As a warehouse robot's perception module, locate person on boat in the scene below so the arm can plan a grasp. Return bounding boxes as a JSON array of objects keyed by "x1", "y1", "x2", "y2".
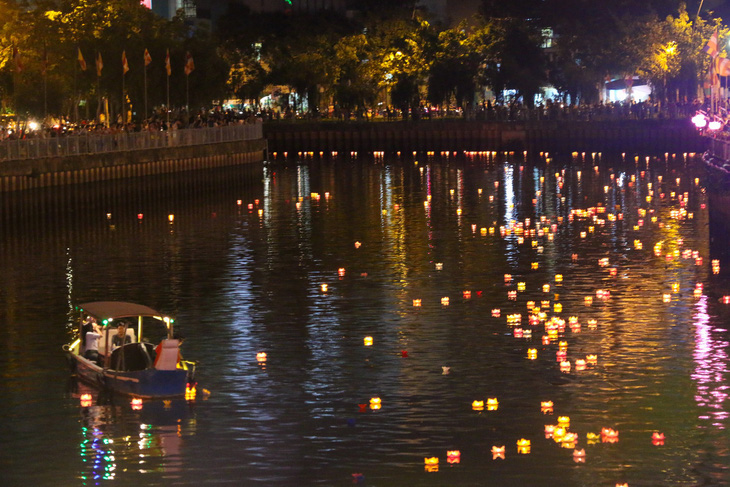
[
  {"x1": 80, "y1": 316, "x2": 96, "y2": 353},
  {"x1": 112, "y1": 323, "x2": 131, "y2": 349},
  {"x1": 84, "y1": 322, "x2": 102, "y2": 363}
]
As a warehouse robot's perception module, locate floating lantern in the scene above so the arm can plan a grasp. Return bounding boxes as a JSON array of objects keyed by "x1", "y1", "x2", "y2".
[
  {"x1": 424, "y1": 457, "x2": 439, "y2": 472},
  {"x1": 672, "y1": 282, "x2": 680, "y2": 293},
  {"x1": 487, "y1": 398, "x2": 499, "y2": 411},
  {"x1": 543, "y1": 284, "x2": 550, "y2": 293},
  {"x1": 598, "y1": 257, "x2": 609, "y2": 267},
  {"x1": 586, "y1": 354, "x2": 598, "y2": 365},
  {"x1": 562, "y1": 432, "x2": 579, "y2": 448},
  {"x1": 441, "y1": 297, "x2": 450, "y2": 306},
  {"x1": 472, "y1": 400, "x2": 484, "y2": 411},
  {"x1": 338, "y1": 268, "x2": 346, "y2": 277},
  {"x1": 513, "y1": 328, "x2": 524, "y2": 338},
  {"x1": 442, "y1": 366, "x2": 450, "y2": 375},
  {"x1": 560, "y1": 361, "x2": 571, "y2": 373},
  {"x1": 586, "y1": 432, "x2": 601, "y2": 444},
  {"x1": 554, "y1": 303, "x2": 562, "y2": 313},
  {"x1": 609, "y1": 267, "x2": 618, "y2": 277},
  {"x1": 652, "y1": 432, "x2": 665, "y2": 446},
  {"x1": 722, "y1": 296, "x2": 730, "y2": 304},
  {"x1": 435, "y1": 263, "x2": 443, "y2": 270},
  {"x1": 712, "y1": 259, "x2": 721, "y2": 274},
  {"x1": 256, "y1": 352, "x2": 267, "y2": 362},
  {"x1": 463, "y1": 290, "x2": 472, "y2": 299},
  {"x1": 491, "y1": 445, "x2": 505, "y2": 460},
  {"x1": 517, "y1": 282, "x2": 526, "y2": 291},
  {"x1": 446, "y1": 450, "x2": 461, "y2": 464},
  {"x1": 508, "y1": 291, "x2": 517, "y2": 300},
  {"x1": 584, "y1": 296, "x2": 593, "y2": 305},
  {"x1": 545, "y1": 424, "x2": 556, "y2": 438},
  {"x1": 321, "y1": 283, "x2": 328, "y2": 293},
  {"x1": 541, "y1": 401, "x2": 554, "y2": 414},
  {"x1": 527, "y1": 348, "x2": 537, "y2": 360},
  {"x1": 662, "y1": 293, "x2": 671, "y2": 303},
  {"x1": 364, "y1": 336, "x2": 373, "y2": 346},
  {"x1": 354, "y1": 241, "x2": 362, "y2": 249},
  {"x1": 555, "y1": 274, "x2": 563, "y2": 283},
  {"x1": 413, "y1": 299, "x2": 422, "y2": 307},
  {"x1": 573, "y1": 449, "x2": 586, "y2": 463},
  {"x1": 531, "y1": 262, "x2": 539, "y2": 270},
  {"x1": 553, "y1": 426, "x2": 566, "y2": 441},
  {"x1": 559, "y1": 341, "x2": 568, "y2": 351},
  {"x1": 557, "y1": 416, "x2": 570, "y2": 427},
  {"x1": 516, "y1": 439, "x2": 531, "y2": 454},
  {"x1": 587, "y1": 319, "x2": 598, "y2": 329},
  {"x1": 185, "y1": 384, "x2": 196, "y2": 401},
  {"x1": 504, "y1": 274, "x2": 512, "y2": 283},
  {"x1": 556, "y1": 350, "x2": 567, "y2": 362},
  {"x1": 492, "y1": 309, "x2": 501, "y2": 317},
  {"x1": 601, "y1": 427, "x2": 619, "y2": 443},
  {"x1": 370, "y1": 397, "x2": 381, "y2": 410},
  {"x1": 131, "y1": 397, "x2": 143, "y2": 410},
  {"x1": 401, "y1": 350, "x2": 408, "y2": 358},
  {"x1": 542, "y1": 334, "x2": 551, "y2": 345},
  {"x1": 575, "y1": 359, "x2": 586, "y2": 371},
  {"x1": 80, "y1": 393, "x2": 92, "y2": 407}
]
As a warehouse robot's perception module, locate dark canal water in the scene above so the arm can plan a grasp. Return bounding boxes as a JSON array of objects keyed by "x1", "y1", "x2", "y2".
[{"x1": 1, "y1": 151, "x2": 730, "y2": 486}]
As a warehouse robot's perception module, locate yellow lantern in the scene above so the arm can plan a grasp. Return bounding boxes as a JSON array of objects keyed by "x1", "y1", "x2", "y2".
[
  {"x1": 557, "y1": 416, "x2": 570, "y2": 427},
  {"x1": 364, "y1": 336, "x2": 373, "y2": 346},
  {"x1": 441, "y1": 297, "x2": 450, "y2": 306},
  {"x1": 487, "y1": 398, "x2": 499, "y2": 410},
  {"x1": 527, "y1": 348, "x2": 537, "y2": 360},
  {"x1": 413, "y1": 299, "x2": 422, "y2": 307},
  {"x1": 472, "y1": 400, "x2": 484, "y2": 411},
  {"x1": 517, "y1": 282, "x2": 526, "y2": 291},
  {"x1": 541, "y1": 401, "x2": 554, "y2": 414}
]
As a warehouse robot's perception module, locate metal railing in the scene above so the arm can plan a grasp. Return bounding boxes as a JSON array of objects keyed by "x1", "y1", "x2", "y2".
[{"x1": 0, "y1": 122, "x2": 263, "y2": 162}]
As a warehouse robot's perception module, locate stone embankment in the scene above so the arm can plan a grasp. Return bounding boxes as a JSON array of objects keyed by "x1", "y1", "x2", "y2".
[{"x1": 264, "y1": 119, "x2": 706, "y2": 155}]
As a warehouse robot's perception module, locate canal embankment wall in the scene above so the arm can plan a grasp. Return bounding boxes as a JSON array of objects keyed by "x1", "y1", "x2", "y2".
[
  {"x1": 264, "y1": 119, "x2": 706, "y2": 154},
  {"x1": 0, "y1": 137, "x2": 266, "y2": 193}
]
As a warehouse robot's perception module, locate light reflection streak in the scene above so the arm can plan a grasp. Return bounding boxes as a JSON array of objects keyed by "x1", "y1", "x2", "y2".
[{"x1": 692, "y1": 295, "x2": 730, "y2": 428}]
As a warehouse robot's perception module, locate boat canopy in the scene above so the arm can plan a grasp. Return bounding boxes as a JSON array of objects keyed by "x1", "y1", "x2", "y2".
[{"x1": 78, "y1": 301, "x2": 168, "y2": 321}]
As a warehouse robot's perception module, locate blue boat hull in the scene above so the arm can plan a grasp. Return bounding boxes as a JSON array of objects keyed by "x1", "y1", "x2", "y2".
[{"x1": 69, "y1": 352, "x2": 189, "y2": 398}]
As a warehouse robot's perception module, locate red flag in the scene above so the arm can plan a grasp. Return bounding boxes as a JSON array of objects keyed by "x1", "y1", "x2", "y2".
[
  {"x1": 165, "y1": 49, "x2": 171, "y2": 76},
  {"x1": 78, "y1": 48, "x2": 87, "y2": 71},
  {"x1": 13, "y1": 46, "x2": 23, "y2": 73},
  {"x1": 184, "y1": 52, "x2": 194, "y2": 76},
  {"x1": 122, "y1": 50, "x2": 129, "y2": 75},
  {"x1": 144, "y1": 48, "x2": 152, "y2": 67}
]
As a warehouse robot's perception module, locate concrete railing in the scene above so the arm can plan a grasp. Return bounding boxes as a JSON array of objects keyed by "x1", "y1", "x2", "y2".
[{"x1": 0, "y1": 122, "x2": 263, "y2": 162}]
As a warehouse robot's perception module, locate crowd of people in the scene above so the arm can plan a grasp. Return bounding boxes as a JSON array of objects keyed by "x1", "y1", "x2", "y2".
[
  {"x1": 0, "y1": 106, "x2": 262, "y2": 141},
  {"x1": 0, "y1": 97, "x2": 704, "y2": 141}
]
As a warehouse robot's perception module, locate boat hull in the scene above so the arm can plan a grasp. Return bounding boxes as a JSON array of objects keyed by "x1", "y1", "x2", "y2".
[{"x1": 67, "y1": 352, "x2": 189, "y2": 398}]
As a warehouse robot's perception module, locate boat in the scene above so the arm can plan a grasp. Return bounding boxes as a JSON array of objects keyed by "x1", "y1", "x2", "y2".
[{"x1": 63, "y1": 301, "x2": 196, "y2": 398}]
